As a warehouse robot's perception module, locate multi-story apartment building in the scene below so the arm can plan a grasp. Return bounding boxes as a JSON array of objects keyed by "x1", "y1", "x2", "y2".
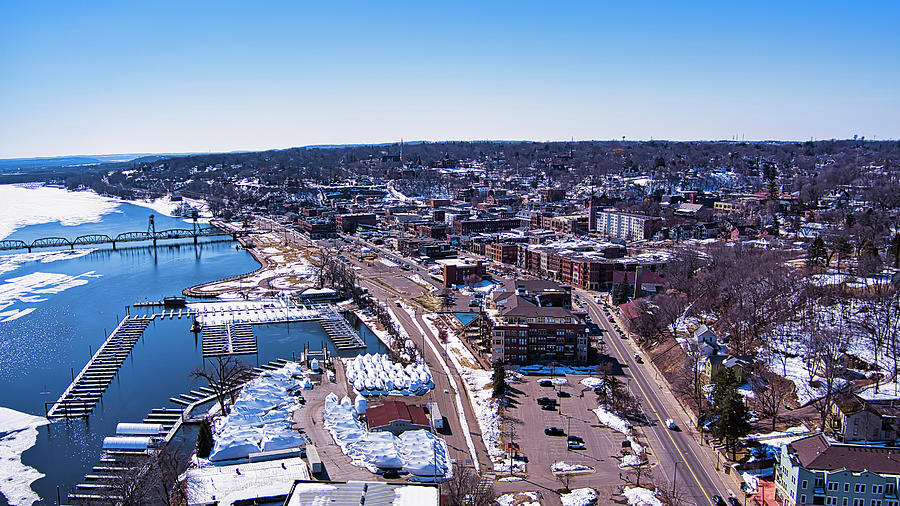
[
  {"x1": 776, "y1": 433, "x2": 900, "y2": 506},
  {"x1": 336, "y1": 213, "x2": 377, "y2": 232},
  {"x1": 593, "y1": 209, "x2": 662, "y2": 240},
  {"x1": 488, "y1": 291, "x2": 588, "y2": 365}
]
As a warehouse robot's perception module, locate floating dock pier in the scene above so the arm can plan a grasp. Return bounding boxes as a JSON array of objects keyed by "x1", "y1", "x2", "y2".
[
  {"x1": 200, "y1": 323, "x2": 258, "y2": 357},
  {"x1": 46, "y1": 316, "x2": 152, "y2": 419}
]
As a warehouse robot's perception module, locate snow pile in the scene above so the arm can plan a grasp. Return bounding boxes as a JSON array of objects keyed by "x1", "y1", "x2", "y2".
[
  {"x1": 208, "y1": 362, "x2": 308, "y2": 462},
  {"x1": 551, "y1": 461, "x2": 592, "y2": 474},
  {"x1": 741, "y1": 425, "x2": 811, "y2": 461},
  {"x1": 592, "y1": 406, "x2": 645, "y2": 468},
  {"x1": 496, "y1": 491, "x2": 540, "y2": 506},
  {"x1": 321, "y1": 393, "x2": 451, "y2": 479},
  {"x1": 0, "y1": 184, "x2": 121, "y2": 241},
  {"x1": 548, "y1": 377, "x2": 568, "y2": 386},
  {"x1": 623, "y1": 486, "x2": 662, "y2": 506},
  {"x1": 561, "y1": 487, "x2": 598, "y2": 506},
  {"x1": 493, "y1": 458, "x2": 527, "y2": 474},
  {"x1": 0, "y1": 248, "x2": 96, "y2": 276},
  {"x1": 0, "y1": 407, "x2": 49, "y2": 506},
  {"x1": 0, "y1": 271, "x2": 100, "y2": 323},
  {"x1": 580, "y1": 377, "x2": 604, "y2": 389},
  {"x1": 345, "y1": 353, "x2": 433, "y2": 396}
]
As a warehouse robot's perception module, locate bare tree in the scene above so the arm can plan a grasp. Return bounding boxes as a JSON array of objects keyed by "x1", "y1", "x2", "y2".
[
  {"x1": 750, "y1": 365, "x2": 796, "y2": 431},
  {"x1": 191, "y1": 355, "x2": 251, "y2": 415},
  {"x1": 808, "y1": 329, "x2": 851, "y2": 431},
  {"x1": 442, "y1": 465, "x2": 495, "y2": 506}
]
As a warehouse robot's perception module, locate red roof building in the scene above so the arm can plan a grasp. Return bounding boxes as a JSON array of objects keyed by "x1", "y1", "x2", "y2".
[{"x1": 365, "y1": 401, "x2": 431, "y2": 436}]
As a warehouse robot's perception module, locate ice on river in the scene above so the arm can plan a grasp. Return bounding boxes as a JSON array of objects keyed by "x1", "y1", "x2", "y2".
[
  {"x1": 0, "y1": 407, "x2": 49, "y2": 506},
  {"x1": 0, "y1": 271, "x2": 101, "y2": 323}
]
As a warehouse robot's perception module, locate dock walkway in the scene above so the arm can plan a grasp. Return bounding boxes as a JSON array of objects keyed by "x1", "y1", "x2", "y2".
[
  {"x1": 200, "y1": 322, "x2": 258, "y2": 357},
  {"x1": 47, "y1": 316, "x2": 152, "y2": 419}
]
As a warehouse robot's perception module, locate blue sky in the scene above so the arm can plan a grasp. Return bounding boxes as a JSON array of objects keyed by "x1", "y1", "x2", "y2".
[{"x1": 1, "y1": 1, "x2": 898, "y2": 158}]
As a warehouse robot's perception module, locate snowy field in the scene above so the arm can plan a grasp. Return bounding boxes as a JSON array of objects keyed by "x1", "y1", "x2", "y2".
[
  {"x1": 0, "y1": 407, "x2": 49, "y2": 506},
  {"x1": 344, "y1": 353, "x2": 433, "y2": 396},
  {"x1": 208, "y1": 362, "x2": 310, "y2": 462},
  {"x1": 322, "y1": 393, "x2": 451, "y2": 480}
]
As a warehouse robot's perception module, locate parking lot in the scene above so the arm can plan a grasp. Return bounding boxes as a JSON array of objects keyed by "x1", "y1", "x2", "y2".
[{"x1": 497, "y1": 373, "x2": 639, "y2": 498}]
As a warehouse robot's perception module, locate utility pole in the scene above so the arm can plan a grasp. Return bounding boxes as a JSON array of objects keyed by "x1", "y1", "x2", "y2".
[{"x1": 672, "y1": 461, "x2": 678, "y2": 500}]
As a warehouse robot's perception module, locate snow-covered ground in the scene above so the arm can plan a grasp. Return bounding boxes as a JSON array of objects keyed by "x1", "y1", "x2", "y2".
[
  {"x1": 0, "y1": 270, "x2": 100, "y2": 323},
  {"x1": 623, "y1": 486, "x2": 662, "y2": 506},
  {"x1": 740, "y1": 425, "x2": 811, "y2": 461},
  {"x1": 0, "y1": 184, "x2": 121, "y2": 241},
  {"x1": 322, "y1": 393, "x2": 451, "y2": 480},
  {"x1": 0, "y1": 407, "x2": 49, "y2": 506},
  {"x1": 354, "y1": 308, "x2": 394, "y2": 348},
  {"x1": 592, "y1": 406, "x2": 645, "y2": 468},
  {"x1": 580, "y1": 377, "x2": 603, "y2": 389},
  {"x1": 208, "y1": 362, "x2": 310, "y2": 462},
  {"x1": 560, "y1": 487, "x2": 598, "y2": 506},
  {"x1": 344, "y1": 353, "x2": 433, "y2": 396}
]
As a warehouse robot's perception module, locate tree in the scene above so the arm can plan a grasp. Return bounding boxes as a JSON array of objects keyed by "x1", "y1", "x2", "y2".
[
  {"x1": 612, "y1": 281, "x2": 630, "y2": 305},
  {"x1": 191, "y1": 355, "x2": 251, "y2": 415},
  {"x1": 627, "y1": 460, "x2": 653, "y2": 488},
  {"x1": 808, "y1": 329, "x2": 850, "y2": 431},
  {"x1": 492, "y1": 361, "x2": 506, "y2": 398},
  {"x1": 750, "y1": 366, "x2": 795, "y2": 431},
  {"x1": 889, "y1": 233, "x2": 900, "y2": 267},
  {"x1": 858, "y1": 240, "x2": 883, "y2": 276},
  {"x1": 196, "y1": 417, "x2": 214, "y2": 458},
  {"x1": 442, "y1": 465, "x2": 495, "y2": 506},
  {"x1": 710, "y1": 367, "x2": 751, "y2": 460},
  {"x1": 807, "y1": 236, "x2": 827, "y2": 266}
]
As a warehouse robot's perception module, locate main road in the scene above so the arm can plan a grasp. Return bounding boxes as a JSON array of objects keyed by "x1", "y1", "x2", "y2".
[{"x1": 578, "y1": 290, "x2": 733, "y2": 506}]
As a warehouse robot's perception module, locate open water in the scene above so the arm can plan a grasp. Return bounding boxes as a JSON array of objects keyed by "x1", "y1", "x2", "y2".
[{"x1": 0, "y1": 193, "x2": 383, "y2": 505}]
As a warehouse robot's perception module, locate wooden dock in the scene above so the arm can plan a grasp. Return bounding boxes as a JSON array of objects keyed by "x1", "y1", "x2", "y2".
[
  {"x1": 47, "y1": 316, "x2": 152, "y2": 419},
  {"x1": 67, "y1": 358, "x2": 293, "y2": 504},
  {"x1": 200, "y1": 323, "x2": 258, "y2": 357},
  {"x1": 317, "y1": 305, "x2": 367, "y2": 350}
]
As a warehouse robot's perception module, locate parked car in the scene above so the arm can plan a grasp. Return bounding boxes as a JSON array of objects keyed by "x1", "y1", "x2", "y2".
[
  {"x1": 538, "y1": 379, "x2": 553, "y2": 387},
  {"x1": 727, "y1": 497, "x2": 740, "y2": 506},
  {"x1": 712, "y1": 496, "x2": 727, "y2": 506},
  {"x1": 567, "y1": 440, "x2": 585, "y2": 450},
  {"x1": 540, "y1": 403, "x2": 557, "y2": 411},
  {"x1": 536, "y1": 397, "x2": 555, "y2": 405},
  {"x1": 607, "y1": 316, "x2": 615, "y2": 322},
  {"x1": 544, "y1": 427, "x2": 565, "y2": 436},
  {"x1": 633, "y1": 353, "x2": 643, "y2": 363},
  {"x1": 556, "y1": 391, "x2": 571, "y2": 398},
  {"x1": 567, "y1": 435, "x2": 584, "y2": 443}
]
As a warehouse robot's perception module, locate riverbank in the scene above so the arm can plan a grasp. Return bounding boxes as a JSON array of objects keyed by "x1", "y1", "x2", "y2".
[{"x1": 182, "y1": 225, "x2": 319, "y2": 299}]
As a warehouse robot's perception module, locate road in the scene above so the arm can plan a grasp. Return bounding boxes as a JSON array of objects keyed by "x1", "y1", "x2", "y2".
[{"x1": 579, "y1": 291, "x2": 733, "y2": 506}]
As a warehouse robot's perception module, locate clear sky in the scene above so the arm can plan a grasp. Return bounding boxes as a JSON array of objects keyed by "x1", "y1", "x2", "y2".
[{"x1": 1, "y1": 1, "x2": 898, "y2": 158}]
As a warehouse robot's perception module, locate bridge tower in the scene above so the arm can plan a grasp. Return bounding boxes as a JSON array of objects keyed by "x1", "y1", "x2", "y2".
[
  {"x1": 191, "y1": 209, "x2": 199, "y2": 244},
  {"x1": 148, "y1": 214, "x2": 157, "y2": 248}
]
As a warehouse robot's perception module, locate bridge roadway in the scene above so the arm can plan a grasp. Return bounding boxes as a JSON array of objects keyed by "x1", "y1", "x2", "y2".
[{"x1": 0, "y1": 223, "x2": 247, "y2": 252}]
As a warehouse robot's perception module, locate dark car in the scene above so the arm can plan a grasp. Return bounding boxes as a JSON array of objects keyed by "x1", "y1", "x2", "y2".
[
  {"x1": 538, "y1": 379, "x2": 553, "y2": 387},
  {"x1": 712, "y1": 496, "x2": 727, "y2": 506},
  {"x1": 536, "y1": 397, "x2": 555, "y2": 405},
  {"x1": 727, "y1": 498, "x2": 740, "y2": 506},
  {"x1": 544, "y1": 427, "x2": 565, "y2": 436},
  {"x1": 556, "y1": 391, "x2": 571, "y2": 398},
  {"x1": 540, "y1": 403, "x2": 556, "y2": 411}
]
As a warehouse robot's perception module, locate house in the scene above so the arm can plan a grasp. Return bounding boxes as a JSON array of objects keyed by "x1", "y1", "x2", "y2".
[
  {"x1": 698, "y1": 354, "x2": 753, "y2": 386},
  {"x1": 693, "y1": 324, "x2": 720, "y2": 356},
  {"x1": 831, "y1": 393, "x2": 900, "y2": 444},
  {"x1": 775, "y1": 433, "x2": 900, "y2": 506},
  {"x1": 365, "y1": 401, "x2": 431, "y2": 436}
]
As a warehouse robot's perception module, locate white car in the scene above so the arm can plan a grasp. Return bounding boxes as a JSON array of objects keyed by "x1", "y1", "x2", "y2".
[{"x1": 665, "y1": 418, "x2": 678, "y2": 430}]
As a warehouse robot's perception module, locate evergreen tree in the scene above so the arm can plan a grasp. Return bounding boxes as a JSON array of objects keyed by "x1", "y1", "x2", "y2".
[
  {"x1": 492, "y1": 361, "x2": 506, "y2": 398},
  {"x1": 710, "y1": 368, "x2": 751, "y2": 460},
  {"x1": 807, "y1": 236, "x2": 827, "y2": 266},
  {"x1": 612, "y1": 281, "x2": 630, "y2": 305},
  {"x1": 196, "y1": 417, "x2": 214, "y2": 459}
]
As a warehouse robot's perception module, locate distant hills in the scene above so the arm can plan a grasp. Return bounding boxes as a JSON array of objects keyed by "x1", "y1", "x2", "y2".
[{"x1": 0, "y1": 153, "x2": 194, "y2": 173}]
